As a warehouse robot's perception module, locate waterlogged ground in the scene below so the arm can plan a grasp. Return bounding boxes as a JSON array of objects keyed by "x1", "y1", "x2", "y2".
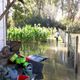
[
  {"x1": 41, "y1": 40, "x2": 76, "y2": 80},
  {"x1": 21, "y1": 40, "x2": 79, "y2": 80}
]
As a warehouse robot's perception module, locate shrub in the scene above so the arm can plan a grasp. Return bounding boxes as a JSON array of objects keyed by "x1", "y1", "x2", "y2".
[{"x1": 7, "y1": 25, "x2": 50, "y2": 42}]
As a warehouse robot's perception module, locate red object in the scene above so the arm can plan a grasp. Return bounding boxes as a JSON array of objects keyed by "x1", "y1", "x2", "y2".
[
  {"x1": 17, "y1": 74, "x2": 30, "y2": 80},
  {"x1": 26, "y1": 57, "x2": 30, "y2": 62}
]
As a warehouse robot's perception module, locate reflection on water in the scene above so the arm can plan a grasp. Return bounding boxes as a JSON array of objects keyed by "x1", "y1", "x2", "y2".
[
  {"x1": 43, "y1": 51, "x2": 76, "y2": 80},
  {"x1": 21, "y1": 41, "x2": 77, "y2": 80}
]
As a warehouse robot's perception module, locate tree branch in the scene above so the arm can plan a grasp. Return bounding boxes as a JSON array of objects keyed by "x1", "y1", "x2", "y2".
[{"x1": 0, "y1": 0, "x2": 16, "y2": 20}]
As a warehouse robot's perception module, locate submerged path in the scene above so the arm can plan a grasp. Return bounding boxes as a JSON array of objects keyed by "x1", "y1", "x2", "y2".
[{"x1": 42, "y1": 39, "x2": 78, "y2": 80}]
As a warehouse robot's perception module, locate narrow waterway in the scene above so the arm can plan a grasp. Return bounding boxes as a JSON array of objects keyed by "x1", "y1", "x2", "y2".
[
  {"x1": 21, "y1": 39, "x2": 78, "y2": 80},
  {"x1": 42, "y1": 40, "x2": 76, "y2": 80}
]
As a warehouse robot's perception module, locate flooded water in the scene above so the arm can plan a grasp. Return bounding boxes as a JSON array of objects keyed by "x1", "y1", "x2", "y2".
[{"x1": 21, "y1": 40, "x2": 78, "y2": 80}]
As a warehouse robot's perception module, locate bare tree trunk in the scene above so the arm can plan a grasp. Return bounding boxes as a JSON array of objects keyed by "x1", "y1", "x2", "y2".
[
  {"x1": 6, "y1": 0, "x2": 10, "y2": 28},
  {"x1": 67, "y1": 0, "x2": 75, "y2": 21},
  {"x1": 67, "y1": 0, "x2": 72, "y2": 19},
  {"x1": 0, "y1": 0, "x2": 16, "y2": 20},
  {"x1": 61, "y1": 0, "x2": 64, "y2": 16}
]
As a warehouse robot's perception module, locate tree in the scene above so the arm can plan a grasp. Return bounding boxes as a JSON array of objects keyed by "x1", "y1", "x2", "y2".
[
  {"x1": 60, "y1": 0, "x2": 79, "y2": 21},
  {"x1": 0, "y1": 0, "x2": 16, "y2": 20}
]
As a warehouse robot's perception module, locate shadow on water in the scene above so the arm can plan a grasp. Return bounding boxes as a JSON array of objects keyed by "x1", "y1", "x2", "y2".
[{"x1": 20, "y1": 40, "x2": 78, "y2": 80}]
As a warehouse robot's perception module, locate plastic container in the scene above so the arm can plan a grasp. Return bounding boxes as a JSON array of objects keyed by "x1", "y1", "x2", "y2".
[
  {"x1": 26, "y1": 64, "x2": 33, "y2": 79},
  {"x1": 17, "y1": 75, "x2": 30, "y2": 80},
  {"x1": 10, "y1": 54, "x2": 18, "y2": 62},
  {"x1": 10, "y1": 69, "x2": 18, "y2": 80},
  {"x1": 5, "y1": 67, "x2": 18, "y2": 80},
  {"x1": 27, "y1": 55, "x2": 46, "y2": 74}
]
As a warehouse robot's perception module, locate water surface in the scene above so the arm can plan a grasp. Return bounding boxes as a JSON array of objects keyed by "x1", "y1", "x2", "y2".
[{"x1": 21, "y1": 41, "x2": 77, "y2": 80}]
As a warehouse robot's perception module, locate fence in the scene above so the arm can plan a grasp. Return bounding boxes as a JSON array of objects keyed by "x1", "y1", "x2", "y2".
[{"x1": 67, "y1": 33, "x2": 78, "y2": 73}]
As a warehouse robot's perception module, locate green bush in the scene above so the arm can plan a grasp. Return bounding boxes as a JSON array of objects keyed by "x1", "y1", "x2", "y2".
[
  {"x1": 7, "y1": 25, "x2": 50, "y2": 42},
  {"x1": 7, "y1": 27, "x2": 22, "y2": 41}
]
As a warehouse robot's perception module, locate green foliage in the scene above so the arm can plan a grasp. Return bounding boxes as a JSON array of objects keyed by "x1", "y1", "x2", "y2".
[
  {"x1": 7, "y1": 25, "x2": 50, "y2": 42},
  {"x1": 60, "y1": 18, "x2": 73, "y2": 30},
  {"x1": 60, "y1": 18, "x2": 80, "y2": 33},
  {"x1": 67, "y1": 21, "x2": 80, "y2": 33},
  {"x1": 8, "y1": 0, "x2": 79, "y2": 29},
  {"x1": 61, "y1": 18, "x2": 72, "y2": 26},
  {"x1": 9, "y1": 0, "x2": 61, "y2": 28},
  {"x1": 7, "y1": 27, "x2": 22, "y2": 41},
  {"x1": 12, "y1": 3, "x2": 27, "y2": 27}
]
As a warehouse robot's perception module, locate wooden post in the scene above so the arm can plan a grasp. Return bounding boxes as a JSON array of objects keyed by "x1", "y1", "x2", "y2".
[
  {"x1": 67, "y1": 32, "x2": 70, "y2": 58},
  {"x1": 74, "y1": 36, "x2": 78, "y2": 74}
]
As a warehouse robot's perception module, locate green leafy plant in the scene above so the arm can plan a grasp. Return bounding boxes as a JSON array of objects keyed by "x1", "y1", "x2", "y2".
[{"x1": 7, "y1": 25, "x2": 51, "y2": 42}]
